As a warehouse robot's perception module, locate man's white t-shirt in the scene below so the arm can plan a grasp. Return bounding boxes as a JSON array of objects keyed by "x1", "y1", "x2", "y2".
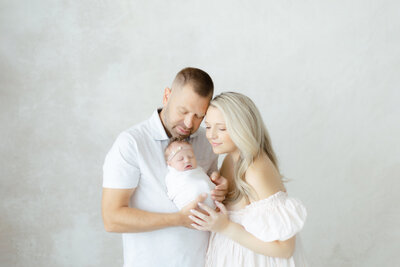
[{"x1": 103, "y1": 110, "x2": 218, "y2": 267}]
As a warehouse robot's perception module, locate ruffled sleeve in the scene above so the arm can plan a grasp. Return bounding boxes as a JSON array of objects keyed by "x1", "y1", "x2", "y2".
[{"x1": 241, "y1": 191, "x2": 307, "y2": 242}]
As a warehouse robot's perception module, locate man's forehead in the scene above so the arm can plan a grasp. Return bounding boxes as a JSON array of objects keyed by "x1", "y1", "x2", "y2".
[
  {"x1": 177, "y1": 96, "x2": 209, "y2": 113},
  {"x1": 174, "y1": 84, "x2": 211, "y2": 101}
]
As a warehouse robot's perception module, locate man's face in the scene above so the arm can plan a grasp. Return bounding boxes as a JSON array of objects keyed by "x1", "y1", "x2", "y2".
[
  {"x1": 167, "y1": 143, "x2": 197, "y2": 171},
  {"x1": 162, "y1": 84, "x2": 210, "y2": 138}
]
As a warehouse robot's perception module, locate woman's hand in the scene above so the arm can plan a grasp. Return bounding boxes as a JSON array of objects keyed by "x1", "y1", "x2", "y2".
[
  {"x1": 189, "y1": 201, "x2": 231, "y2": 233},
  {"x1": 179, "y1": 193, "x2": 208, "y2": 228},
  {"x1": 210, "y1": 172, "x2": 228, "y2": 202}
]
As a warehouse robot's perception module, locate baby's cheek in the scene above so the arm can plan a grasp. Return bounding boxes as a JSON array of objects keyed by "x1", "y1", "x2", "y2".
[{"x1": 178, "y1": 162, "x2": 186, "y2": 171}]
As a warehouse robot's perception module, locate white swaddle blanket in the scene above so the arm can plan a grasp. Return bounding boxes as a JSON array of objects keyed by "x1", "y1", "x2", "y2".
[{"x1": 165, "y1": 166, "x2": 216, "y2": 209}]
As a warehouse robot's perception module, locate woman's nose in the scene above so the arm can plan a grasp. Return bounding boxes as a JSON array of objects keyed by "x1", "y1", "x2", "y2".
[{"x1": 210, "y1": 128, "x2": 217, "y2": 139}]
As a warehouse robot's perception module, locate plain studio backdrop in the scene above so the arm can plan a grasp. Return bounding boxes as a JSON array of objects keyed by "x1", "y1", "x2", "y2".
[{"x1": 1, "y1": 1, "x2": 399, "y2": 266}]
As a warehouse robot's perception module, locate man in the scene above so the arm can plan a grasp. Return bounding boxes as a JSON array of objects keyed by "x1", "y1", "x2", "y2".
[{"x1": 102, "y1": 67, "x2": 228, "y2": 267}]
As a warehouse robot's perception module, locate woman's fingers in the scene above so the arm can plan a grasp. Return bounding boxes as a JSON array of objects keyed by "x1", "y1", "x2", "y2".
[
  {"x1": 210, "y1": 171, "x2": 220, "y2": 182},
  {"x1": 191, "y1": 224, "x2": 207, "y2": 231},
  {"x1": 214, "y1": 201, "x2": 227, "y2": 214},
  {"x1": 190, "y1": 209, "x2": 208, "y2": 221},
  {"x1": 189, "y1": 215, "x2": 205, "y2": 226},
  {"x1": 198, "y1": 202, "x2": 216, "y2": 216},
  {"x1": 211, "y1": 188, "x2": 226, "y2": 196},
  {"x1": 211, "y1": 190, "x2": 225, "y2": 201}
]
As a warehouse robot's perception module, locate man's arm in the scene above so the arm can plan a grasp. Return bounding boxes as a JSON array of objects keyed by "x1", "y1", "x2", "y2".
[{"x1": 102, "y1": 188, "x2": 206, "y2": 233}]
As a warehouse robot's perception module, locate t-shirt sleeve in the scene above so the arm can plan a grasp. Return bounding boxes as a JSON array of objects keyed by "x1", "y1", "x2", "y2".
[
  {"x1": 102, "y1": 132, "x2": 141, "y2": 189},
  {"x1": 241, "y1": 193, "x2": 307, "y2": 242}
]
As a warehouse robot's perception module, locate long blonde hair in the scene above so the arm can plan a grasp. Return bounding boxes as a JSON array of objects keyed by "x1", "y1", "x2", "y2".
[{"x1": 210, "y1": 92, "x2": 281, "y2": 203}]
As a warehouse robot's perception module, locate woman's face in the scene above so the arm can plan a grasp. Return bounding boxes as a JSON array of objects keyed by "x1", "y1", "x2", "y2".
[{"x1": 205, "y1": 106, "x2": 237, "y2": 155}]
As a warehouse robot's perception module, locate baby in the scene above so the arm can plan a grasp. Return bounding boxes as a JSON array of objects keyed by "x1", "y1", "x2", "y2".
[{"x1": 164, "y1": 138, "x2": 216, "y2": 210}]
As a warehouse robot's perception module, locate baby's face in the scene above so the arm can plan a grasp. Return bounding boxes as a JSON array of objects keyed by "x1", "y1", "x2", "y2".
[{"x1": 168, "y1": 143, "x2": 197, "y2": 171}]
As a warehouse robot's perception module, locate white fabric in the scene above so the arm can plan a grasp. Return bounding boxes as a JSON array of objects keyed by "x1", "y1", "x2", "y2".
[
  {"x1": 103, "y1": 110, "x2": 218, "y2": 267},
  {"x1": 206, "y1": 191, "x2": 307, "y2": 267},
  {"x1": 165, "y1": 166, "x2": 216, "y2": 209}
]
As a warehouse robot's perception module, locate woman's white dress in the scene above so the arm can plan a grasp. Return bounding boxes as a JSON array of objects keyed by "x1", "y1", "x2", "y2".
[{"x1": 205, "y1": 191, "x2": 307, "y2": 267}]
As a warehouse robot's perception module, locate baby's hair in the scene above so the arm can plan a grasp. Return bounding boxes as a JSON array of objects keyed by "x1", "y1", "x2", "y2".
[{"x1": 164, "y1": 137, "x2": 191, "y2": 162}]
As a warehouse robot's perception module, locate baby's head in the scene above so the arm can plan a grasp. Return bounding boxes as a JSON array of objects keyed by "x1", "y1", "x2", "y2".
[{"x1": 165, "y1": 138, "x2": 197, "y2": 171}]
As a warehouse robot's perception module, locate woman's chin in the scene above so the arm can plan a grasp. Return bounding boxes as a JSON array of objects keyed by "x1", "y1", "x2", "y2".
[{"x1": 212, "y1": 147, "x2": 226, "y2": 154}]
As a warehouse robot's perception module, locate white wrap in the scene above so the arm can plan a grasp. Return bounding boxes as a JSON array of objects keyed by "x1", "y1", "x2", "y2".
[{"x1": 165, "y1": 166, "x2": 216, "y2": 209}]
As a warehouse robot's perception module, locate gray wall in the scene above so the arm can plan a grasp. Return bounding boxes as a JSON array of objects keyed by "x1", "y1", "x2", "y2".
[{"x1": 1, "y1": 1, "x2": 399, "y2": 266}]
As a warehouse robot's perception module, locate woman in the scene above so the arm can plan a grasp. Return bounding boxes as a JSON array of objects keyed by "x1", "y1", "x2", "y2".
[{"x1": 189, "y1": 92, "x2": 307, "y2": 266}]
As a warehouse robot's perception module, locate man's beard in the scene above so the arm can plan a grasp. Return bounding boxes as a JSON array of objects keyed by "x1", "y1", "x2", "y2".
[
  {"x1": 174, "y1": 125, "x2": 192, "y2": 138},
  {"x1": 163, "y1": 106, "x2": 193, "y2": 138},
  {"x1": 163, "y1": 111, "x2": 190, "y2": 138}
]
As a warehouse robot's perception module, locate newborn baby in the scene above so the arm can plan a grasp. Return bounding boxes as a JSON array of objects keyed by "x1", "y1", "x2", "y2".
[{"x1": 164, "y1": 139, "x2": 216, "y2": 210}]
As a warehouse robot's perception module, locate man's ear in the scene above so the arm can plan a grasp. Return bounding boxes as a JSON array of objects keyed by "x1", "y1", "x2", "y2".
[{"x1": 163, "y1": 87, "x2": 172, "y2": 106}]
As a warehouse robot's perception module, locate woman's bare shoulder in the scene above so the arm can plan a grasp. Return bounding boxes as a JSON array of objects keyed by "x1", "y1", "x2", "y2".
[{"x1": 245, "y1": 153, "x2": 285, "y2": 200}]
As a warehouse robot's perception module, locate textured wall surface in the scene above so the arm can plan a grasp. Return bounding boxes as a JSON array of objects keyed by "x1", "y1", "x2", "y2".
[{"x1": 1, "y1": 1, "x2": 399, "y2": 266}]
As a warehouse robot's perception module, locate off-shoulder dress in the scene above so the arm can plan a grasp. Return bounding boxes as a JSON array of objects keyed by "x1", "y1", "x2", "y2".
[{"x1": 205, "y1": 191, "x2": 307, "y2": 267}]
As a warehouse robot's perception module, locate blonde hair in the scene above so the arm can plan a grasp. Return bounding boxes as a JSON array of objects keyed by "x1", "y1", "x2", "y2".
[{"x1": 210, "y1": 92, "x2": 281, "y2": 203}]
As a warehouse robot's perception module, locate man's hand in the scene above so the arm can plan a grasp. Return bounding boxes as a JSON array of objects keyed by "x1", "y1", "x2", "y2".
[
  {"x1": 210, "y1": 172, "x2": 228, "y2": 202},
  {"x1": 179, "y1": 193, "x2": 207, "y2": 228}
]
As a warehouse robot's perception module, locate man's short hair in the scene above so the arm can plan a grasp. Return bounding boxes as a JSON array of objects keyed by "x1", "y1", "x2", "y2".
[{"x1": 172, "y1": 67, "x2": 214, "y2": 98}]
